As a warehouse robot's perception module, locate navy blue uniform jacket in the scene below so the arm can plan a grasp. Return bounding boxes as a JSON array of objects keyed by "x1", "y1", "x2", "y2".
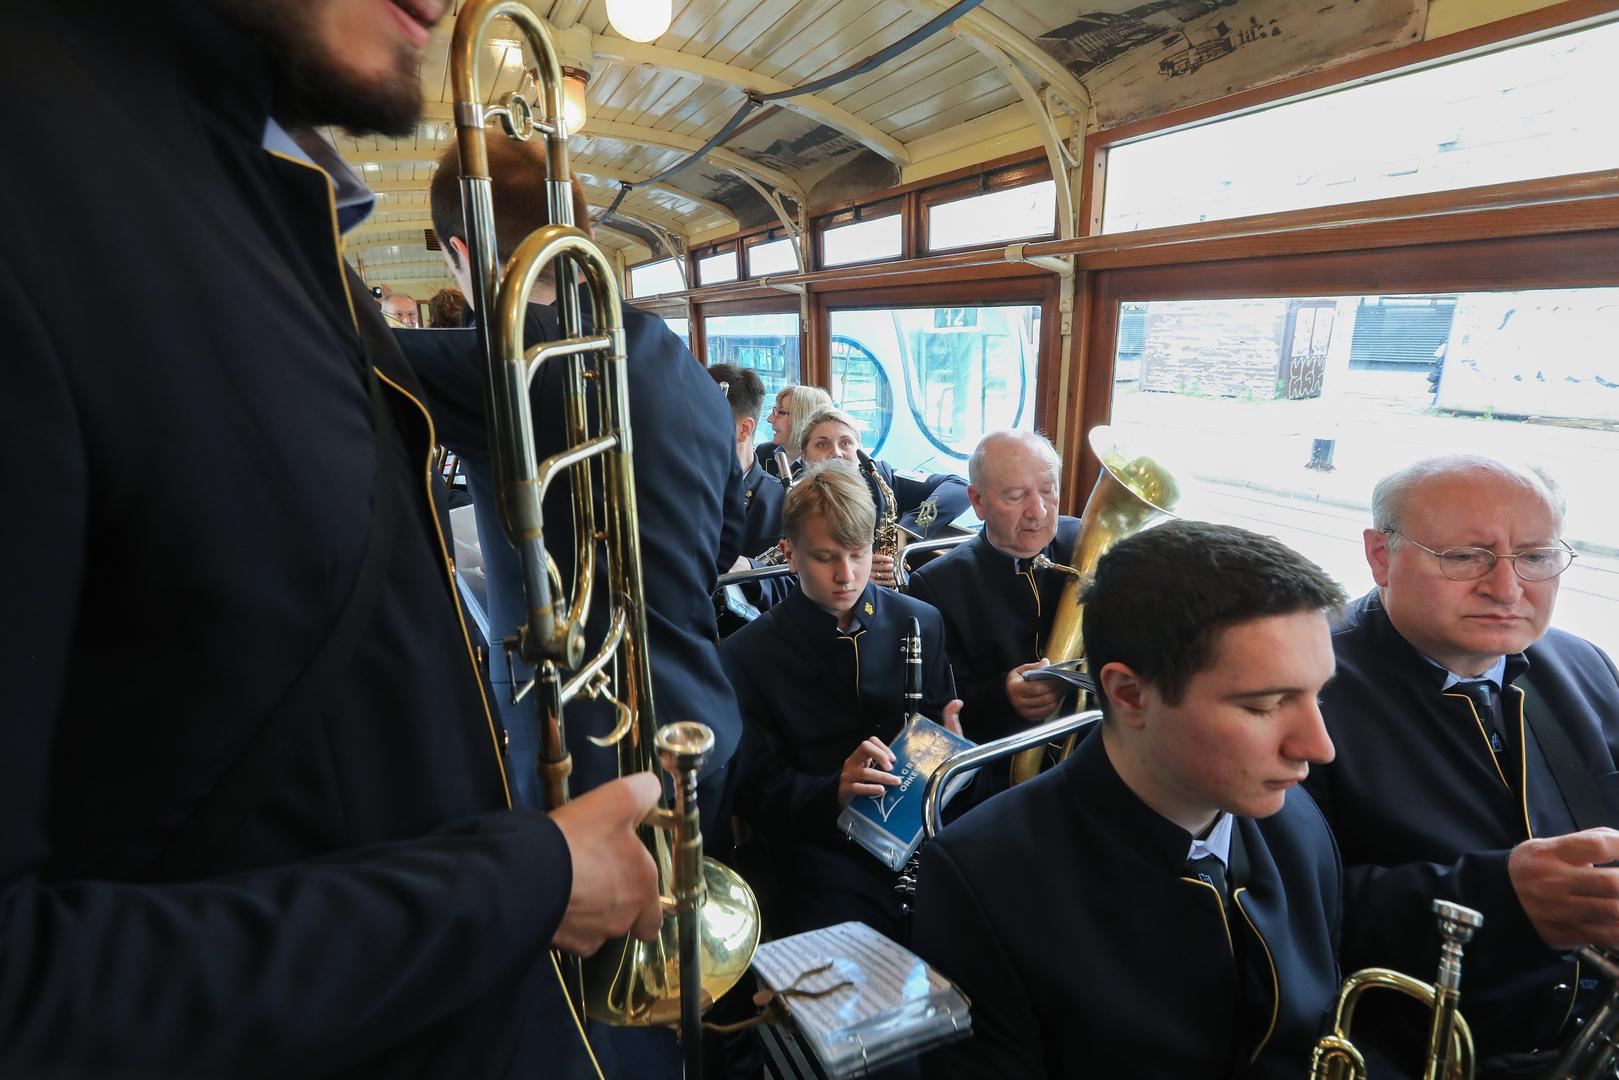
[
  {"x1": 720, "y1": 585, "x2": 955, "y2": 939},
  {"x1": 907, "y1": 517, "x2": 1082, "y2": 745},
  {"x1": 396, "y1": 299, "x2": 745, "y2": 805},
  {"x1": 915, "y1": 730, "x2": 1342, "y2": 1079},
  {"x1": 1306, "y1": 590, "x2": 1619, "y2": 1060},
  {"x1": 0, "y1": 4, "x2": 598, "y2": 1077},
  {"x1": 738, "y1": 458, "x2": 787, "y2": 559}
]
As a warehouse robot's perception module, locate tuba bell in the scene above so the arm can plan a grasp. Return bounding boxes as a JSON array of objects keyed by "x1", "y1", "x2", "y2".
[
  {"x1": 449, "y1": 4, "x2": 759, "y2": 1072},
  {"x1": 1008, "y1": 425, "x2": 1180, "y2": 784}
]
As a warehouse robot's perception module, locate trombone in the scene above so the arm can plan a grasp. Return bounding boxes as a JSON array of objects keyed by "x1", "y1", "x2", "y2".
[{"x1": 449, "y1": 4, "x2": 759, "y2": 1073}]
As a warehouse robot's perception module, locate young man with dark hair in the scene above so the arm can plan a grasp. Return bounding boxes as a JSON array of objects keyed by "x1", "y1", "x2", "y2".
[
  {"x1": 708, "y1": 363, "x2": 785, "y2": 559},
  {"x1": 721, "y1": 461, "x2": 961, "y2": 941},
  {"x1": 913, "y1": 520, "x2": 1347, "y2": 1080}
]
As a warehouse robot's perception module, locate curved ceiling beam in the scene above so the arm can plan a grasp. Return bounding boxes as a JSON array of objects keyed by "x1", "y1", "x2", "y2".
[
  {"x1": 591, "y1": 39, "x2": 910, "y2": 167},
  {"x1": 913, "y1": 1, "x2": 1093, "y2": 117},
  {"x1": 580, "y1": 119, "x2": 807, "y2": 205}
]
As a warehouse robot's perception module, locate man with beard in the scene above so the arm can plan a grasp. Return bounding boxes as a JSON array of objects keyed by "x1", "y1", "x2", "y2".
[{"x1": 0, "y1": 2, "x2": 663, "y2": 1077}]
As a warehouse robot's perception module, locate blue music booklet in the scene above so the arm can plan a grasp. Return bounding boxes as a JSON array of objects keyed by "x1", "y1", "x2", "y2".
[{"x1": 836, "y1": 716, "x2": 975, "y2": 871}]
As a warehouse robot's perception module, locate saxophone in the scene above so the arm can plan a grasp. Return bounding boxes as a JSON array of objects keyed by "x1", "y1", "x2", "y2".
[
  {"x1": 858, "y1": 449, "x2": 904, "y2": 588},
  {"x1": 751, "y1": 449, "x2": 796, "y2": 565}
]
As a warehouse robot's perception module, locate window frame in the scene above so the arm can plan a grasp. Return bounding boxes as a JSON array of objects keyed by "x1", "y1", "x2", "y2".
[{"x1": 920, "y1": 161, "x2": 1056, "y2": 255}]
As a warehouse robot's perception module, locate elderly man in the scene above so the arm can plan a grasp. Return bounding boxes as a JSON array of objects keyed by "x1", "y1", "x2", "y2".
[
  {"x1": 908, "y1": 431, "x2": 1081, "y2": 752},
  {"x1": 380, "y1": 291, "x2": 419, "y2": 327},
  {"x1": 1305, "y1": 454, "x2": 1619, "y2": 1075}
]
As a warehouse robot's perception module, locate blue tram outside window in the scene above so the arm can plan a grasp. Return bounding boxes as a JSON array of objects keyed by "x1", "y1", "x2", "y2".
[{"x1": 702, "y1": 312, "x2": 801, "y2": 443}]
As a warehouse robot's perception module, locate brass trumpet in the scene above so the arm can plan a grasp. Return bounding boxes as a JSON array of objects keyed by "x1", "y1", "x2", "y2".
[
  {"x1": 449, "y1": 4, "x2": 758, "y2": 1071},
  {"x1": 1310, "y1": 900, "x2": 1482, "y2": 1080}
]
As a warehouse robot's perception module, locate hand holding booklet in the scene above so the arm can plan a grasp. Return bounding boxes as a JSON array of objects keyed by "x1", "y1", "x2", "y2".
[
  {"x1": 752, "y1": 921, "x2": 971, "y2": 1078},
  {"x1": 836, "y1": 715, "x2": 975, "y2": 871}
]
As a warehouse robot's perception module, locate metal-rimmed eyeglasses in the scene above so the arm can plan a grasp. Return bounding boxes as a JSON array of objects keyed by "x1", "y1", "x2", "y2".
[{"x1": 1384, "y1": 530, "x2": 1576, "y2": 582}]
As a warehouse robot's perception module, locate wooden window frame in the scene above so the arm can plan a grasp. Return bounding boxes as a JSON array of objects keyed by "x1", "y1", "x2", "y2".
[
  {"x1": 742, "y1": 228, "x2": 801, "y2": 279},
  {"x1": 815, "y1": 196, "x2": 908, "y2": 271},
  {"x1": 1079, "y1": 0, "x2": 1619, "y2": 237},
  {"x1": 919, "y1": 160, "x2": 1056, "y2": 256},
  {"x1": 811, "y1": 275, "x2": 1064, "y2": 441}
]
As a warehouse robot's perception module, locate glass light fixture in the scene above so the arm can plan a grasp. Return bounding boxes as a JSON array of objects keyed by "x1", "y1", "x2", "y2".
[
  {"x1": 606, "y1": 0, "x2": 671, "y2": 43},
  {"x1": 561, "y1": 67, "x2": 589, "y2": 131}
]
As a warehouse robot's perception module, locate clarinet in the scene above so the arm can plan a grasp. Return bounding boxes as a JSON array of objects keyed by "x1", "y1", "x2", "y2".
[{"x1": 896, "y1": 616, "x2": 924, "y2": 908}]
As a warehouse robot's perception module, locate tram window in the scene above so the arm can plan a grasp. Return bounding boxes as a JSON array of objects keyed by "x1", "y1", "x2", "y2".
[
  {"x1": 630, "y1": 257, "x2": 684, "y2": 298},
  {"x1": 827, "y1": 304, "x2": 1040, "y2": 483},
  {"x1": 927, "y1": 180, "x2": 1057, "y2": 252},
  {"x1": 663, "y1": 316, "x2": 690, "y2": 350},
  {"x1": 829, "y1": 335, "x2": 894, "y2": 455},
  {"x1": 821, "y1": 215, "x2": 902, "y2": 268},
  {"x1": 703, "y1": 311, "x2": 800, "y2": 443},
  {"x1": 1102, "y1": 20, "x2": 1619, "y2": 234},
  {"x1": 747, "y1": 237, "x2": 799, "y2": 277},
  {"x1": 698, "y1": 250, "x2": 738, "y2": 286},
  {"x1": 1106, "y1": 288, "x2": 1619, "y2": 660}
]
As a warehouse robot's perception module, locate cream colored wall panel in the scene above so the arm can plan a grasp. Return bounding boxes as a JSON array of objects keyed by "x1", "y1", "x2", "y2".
[
  {"x1": 821, "y1": 37, "x2": 977, "y2": 113},
  {"x1": 707, "y1": 0, "x2": 859, "y2": 76},
  {"x1": 675, "y1": 0, "x2": 773, "y2": 55},
  {"x1": 863, "y1": 52, "x2": 998, "y2": 126},
  {"x1": 589, "y1": 58, "x2": 636, "y2": 109},
  {"x1": 700, "y1": 0, "x2": 805, "y2": 66},
  {"x1": 616, "y1": 71, "x2": 705, "y2": 128},
  {"x1": 596, "y1": 62, "x2": 664, "y2": 119},
  {"x1": 663, "y1": 86, "x2": 749, "y2": 138},
  {"x1": 887, "y1": 81, "x2": 1021, "y2": 143},
  {"x1": 1426, "y1": 0, "x2": 1565, "y2": 37},
  {"x1": 752, "y1": 0, "x2": 889, "y2": 82},
  {"x1": 778, "y1": 5, "x2": 929, "y2": 89},
  {"x1": 655, "y1": 0, "x2": 739, "y2": 53}
]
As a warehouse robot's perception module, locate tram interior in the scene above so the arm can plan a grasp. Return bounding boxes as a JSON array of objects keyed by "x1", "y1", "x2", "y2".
[{"x1": 346, "y1": 0, "x2": 1619, "y2": 659}]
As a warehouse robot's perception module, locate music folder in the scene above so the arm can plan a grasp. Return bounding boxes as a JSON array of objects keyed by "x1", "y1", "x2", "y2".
[
  {"x1": 836, "y1": 715, "x2": 975, "y2": 872},
  {"x1": 752, "y1": 921, "x2": 972, "y2": 1078}
]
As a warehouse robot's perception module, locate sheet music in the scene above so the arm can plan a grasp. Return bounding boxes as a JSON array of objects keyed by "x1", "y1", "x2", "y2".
[{"x1": 752, "y1": 921, "x2": 970, "y2": 1076}]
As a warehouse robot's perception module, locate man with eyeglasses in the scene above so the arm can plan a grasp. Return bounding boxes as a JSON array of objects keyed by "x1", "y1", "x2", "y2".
[{"x1": 1305, "y1": 454, "x2": 1619, "y2": 1077}]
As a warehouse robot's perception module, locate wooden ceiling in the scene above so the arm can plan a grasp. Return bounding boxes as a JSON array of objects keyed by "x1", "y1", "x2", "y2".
[{"x1": 339, "y1": 0, "x2": 1092, "y2": 297}]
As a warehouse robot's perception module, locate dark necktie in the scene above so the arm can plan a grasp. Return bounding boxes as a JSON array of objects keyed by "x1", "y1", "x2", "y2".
[
  {"x1": 1184, "y1": 852, "x2": 1230, "y2": 906},
  {"x1": 1453, "y1": 679, "x2": 1520, "y2": 794}
]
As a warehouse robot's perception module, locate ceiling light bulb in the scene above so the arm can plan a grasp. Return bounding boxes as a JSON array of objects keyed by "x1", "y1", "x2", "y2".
[
  {"x1": 606, "y1": 0, "x2": 671, "y2": 43},
  {"x1": 561, "y1": 68, "x2": 589, "y2": 132}
]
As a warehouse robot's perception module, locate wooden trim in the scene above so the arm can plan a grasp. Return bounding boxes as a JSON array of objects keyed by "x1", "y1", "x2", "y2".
[
  {"x1": 917, "y1": 160, "x2": 1053, "y2": 210},
  {"x1": 1070, "y1": 271, "x2": 1118, "y2": 514},
  {"x1": 1087, "y1": 0, "x2": 1619, "y2": 152},
  {"x1": 816, "y1": 277, "x2": 1051, "y2": 311},
  {"x1": 809, "y1": 149, "x2": 1047, "y2": 220},
  {"x1": 1077, "y1": 145, "x2": 1107, "y2": 239},
  {"x1": 1096, "y1": 228, "x2": 1619, "y2": 300},
  {"x1": 624, "y1": 170, "x2": 1619, "y2": 306},
  {"x1": 1029, "y1": 170, "x2": 1619, "y2": 268},
  {"x1": 694, "y1": 296, "x2": 801, "y2": 317}
]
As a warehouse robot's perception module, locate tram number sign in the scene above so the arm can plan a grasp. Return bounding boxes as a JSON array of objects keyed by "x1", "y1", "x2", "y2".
[{"x1": 933, "y1": 308, "x2": 978, "y2": 330}]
